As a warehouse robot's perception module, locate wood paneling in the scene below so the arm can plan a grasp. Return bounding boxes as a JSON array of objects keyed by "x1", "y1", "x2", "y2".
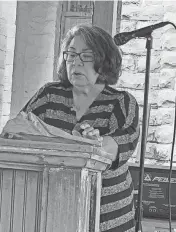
[
  {"x1": 92, "y1": 1, "x2": 117, "y2": 36},
  {"x1": 0, "y1": 138, "x2": 111, "y2": 232},
  {"x1": 46, "y1": 168, "x2": 80, "y2": 232},
  {"x1": 0, "y1": 169, "x2": 42, "y2": 232},
  {"x1": 13, "y1": 170, "x2": 25, "y2": 232},
  {"x1": 0, "y1": 169, "x2": 13, "y2": 232}
]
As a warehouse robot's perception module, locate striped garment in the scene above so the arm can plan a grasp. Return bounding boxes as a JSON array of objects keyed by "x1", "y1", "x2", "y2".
[{"x1": 22, "y1": 82, "x2": 140, "y2": 232}]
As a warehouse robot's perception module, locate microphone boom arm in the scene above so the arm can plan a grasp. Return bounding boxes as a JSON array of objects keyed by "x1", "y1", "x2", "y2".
[{"x1": 114, "y1": 21, "x2": 176, "y2": 46}]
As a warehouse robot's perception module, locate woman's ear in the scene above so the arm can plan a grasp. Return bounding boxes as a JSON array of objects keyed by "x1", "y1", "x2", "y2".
[
  {"x1": 98, "y1": 67, "x2": 102, "y2": 73},
  {"x1": 96, "y1": 74, "x2": 106, "y2": 84}
]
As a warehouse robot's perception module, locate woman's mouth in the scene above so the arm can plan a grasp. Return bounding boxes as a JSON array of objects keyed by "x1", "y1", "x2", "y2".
[{"x1": 72, "y1": 72, "x2": 84, "y2": 76}]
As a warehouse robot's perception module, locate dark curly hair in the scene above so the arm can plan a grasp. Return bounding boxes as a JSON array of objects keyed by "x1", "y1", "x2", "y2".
[{"x1": 57, "y1": 24, "x2": 122, "y2": 85}]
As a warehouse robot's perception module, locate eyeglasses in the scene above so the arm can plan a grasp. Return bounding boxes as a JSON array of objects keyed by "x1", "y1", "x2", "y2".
[{"x1": 63, "y1": 51, "x2": 95, "y2": 62}]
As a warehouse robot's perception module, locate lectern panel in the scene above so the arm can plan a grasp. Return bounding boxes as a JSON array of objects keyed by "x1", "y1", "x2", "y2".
[
  {"x1": 12, "y1": 170, "x2": 25, "y2": 232},
  {"x1": 0, "y1": 168, "x2": 42, "y2": 232},
  {"x1": 46, "y1": 168, "x2": 81, "y2": 232},
  {"x1": 0, "y1": 169, "x2": 13, "y2": 232}
]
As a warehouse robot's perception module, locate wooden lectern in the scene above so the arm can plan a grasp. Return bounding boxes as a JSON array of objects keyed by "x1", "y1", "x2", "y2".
[{"x1": 0, "y1": 137, "x2": 111, "y2": 232}]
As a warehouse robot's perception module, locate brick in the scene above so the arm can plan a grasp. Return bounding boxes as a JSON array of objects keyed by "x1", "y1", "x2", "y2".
[
  {"x1": 123, "y1": 0, "x2": 141, "y2": 5},
  {"x1": 121, "y1": 55, "x2": 136, "y2": 71},
  {"x1": 0, "y1": 22, "x2": 7, "y2": 36},
  {"x1": 3, "y1": 73, "x2": 12, "y2": 84},
  {"x1": 120, "y1": 20, "x2": 137, "y2": 32},
  {"x1": 163, "y1": 12, "x2": 176, "y2": 25},
  {"x1": 136, "y1": 55, "x2": 160, "y2": 72},
  {"x1": 0, "y1": 50, "x2": 6, "y2": 69},
  {"x1": 1, "y1": 1, "x2": 17, "y2": 23},
  {"x1": 145, "y1": 143, "x2": 172, "y2": 161},
  {"x1": 147, "y1": 126, "x2": 156, "y2": 142},
  {"x1": 155, "y1": 125, "x2": 174, "y2": 143},
  {"x1": 0, "y1": 115, "x2": 10, "y2": 132},
  {"x1": 160, "y1": 68, "x2": 176, "y2": 79},
  {"x1": 0, "y1": 68, "x2": 4, "y2": 85},
  {"x1": 5, "y1": 50, "x2": 15, "y2": 65},
  {"x1": 121, "y1": 4, "x2": 140, "y2": 19},
  {"x1": 130, "y1": 72, "x2": 173, "y2": 91},
  {"x1": 0, "y1": 34, "x2": 6, "y2": 51},
  {"x1": 161, "y1": 32, "x2": 176, "y2": 51},
  {"x1": 118, "y1": 71, "x2": 145, "y2": 90},
  {"x1": 160, "y1": 51, "x2": 176, "y2": 67},
  {"x1": 6, "y1": 37, "x2": 16, "y2": 51},
  {"x1": 128, "y1": 88, "x2": 176, "y2": 108},
  {"x1": 152, "y1": 76, "x2": 175, "y2": 90},
  {"x1": 2, "y1": 102, "x2": 11, "y2": 116},
  {"x1": 149, "y1": 108, "x2": 175, "y2": 126},
  {"x1": 121, "y1": 89, "x2": 154, "y2": 106},
  {"x1": 164, "y1": 2, "x2": 176, "y2": 13},
  {"x1": 6, "y1": 24, "x2": 16, "y2": 38},
  {"x1": 157, "y1": 89, "x2": 176, "y2": 107},
  {"x1": 4, "y1": 64, "x2": 13, "y2": 78},
  {"x1": 3, "y1": 76, "x2": 12, "y2": 92},
  {"x1": 139, "y1": 5, "x2": 164, "y2": 21},
  {"x1": 121, "y1": 38, "x2": 146, "y2": 55},
  {"x1": 155, "y1": 68, "x2": 176, "y2": 90},
  {"x1": 2, "y1": 90, "x2": 12, "y2": 102},
  {"x1": 142, "y1": 0, "x2": 163, "y2": 6}
]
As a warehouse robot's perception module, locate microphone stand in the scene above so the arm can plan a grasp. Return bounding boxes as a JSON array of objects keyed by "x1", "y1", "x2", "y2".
[{"x1": 135, "y1": 34, "x2": 153, "y2": 232}]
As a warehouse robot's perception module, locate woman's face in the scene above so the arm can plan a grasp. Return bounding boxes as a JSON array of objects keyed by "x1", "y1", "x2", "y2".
[{"x1": 66, "y1": 35, "x2": 99, "y2": 91}]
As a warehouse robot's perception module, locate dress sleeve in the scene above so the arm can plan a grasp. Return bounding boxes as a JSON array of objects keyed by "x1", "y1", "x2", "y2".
[
  {"x1": 107, "y1": 92, "x2": 140, "y2": 170},
  {"x1": 21, "y1": 83, "x2": 50, "y2": 117}
]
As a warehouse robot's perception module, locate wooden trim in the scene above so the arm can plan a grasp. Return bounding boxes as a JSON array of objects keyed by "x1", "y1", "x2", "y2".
[
  {"x1": 0, "y1": 138, "x2": 112, "y2": 170},
  {"x1": 40, "y1": 167, "x2": 49, "y2": 232},
  {"x1": 77, "y1": 169, "x2": 90, "y2": 232},
  {"x1": 0, "y1": 170, "x2": 3, "y2": 222},
  {"x1": 63, "y1": 11, "x2": 92, "y2": 17},
  {"x1": 9, "y1": 170, "x2": 16, "y2": 232},
  {"x1": 22, "y1": 171, "x2": 28, "y2": 232},
  {"x1": 92, "y1": 1, "x2": 115, "y2": 35},
  {"x1": 53, "y1": 1, "x2": 63, "y2": 81},
  {"x1": 0, "y1": 162, "x2": 43, "y2": 171},
  {"x1": 94, "y1": 172, "x2": 101, "y2": 232},
  {"x1": 116, "y1": 0, "x2": 122, "y2": 33}
]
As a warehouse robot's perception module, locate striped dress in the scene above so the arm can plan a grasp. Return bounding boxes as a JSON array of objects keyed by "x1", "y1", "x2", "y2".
[{"x1": 22, "y1": 81, "x2": 140, "y2": 232}]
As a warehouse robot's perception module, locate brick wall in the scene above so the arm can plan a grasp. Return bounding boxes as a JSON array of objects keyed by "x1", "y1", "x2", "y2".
[
  {"x1": 0, "y1": 1, "x2": 175, "y2": 165},
  {"x1": 10, "y1": 1, "x2": 62, "y2": 119},
  {"x1": 0, "y1": 1, "x2": 17, "y2": 132},
  {"x1": 118, "y1": 0, "x2": 176, "y2": 165}
]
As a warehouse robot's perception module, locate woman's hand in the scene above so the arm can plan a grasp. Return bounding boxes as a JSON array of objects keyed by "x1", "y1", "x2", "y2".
[
  {"x1": 79, "y1": 123, "x2": 118, "y2": 161},
  {"x1": 80, "y1": 123, "x2": 103, "y2": 141}
]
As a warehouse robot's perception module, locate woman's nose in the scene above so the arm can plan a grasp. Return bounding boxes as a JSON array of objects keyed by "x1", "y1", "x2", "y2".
[{"x1": 72, "y1": 55, "x2": 83, "y2": 66}]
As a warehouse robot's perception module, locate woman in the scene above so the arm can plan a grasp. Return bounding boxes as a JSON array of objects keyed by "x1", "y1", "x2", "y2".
[{"x1": 4, "y1": 25, "x2": 140, "y2": 231}]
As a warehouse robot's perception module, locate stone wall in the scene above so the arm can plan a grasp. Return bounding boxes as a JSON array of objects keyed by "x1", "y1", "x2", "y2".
[
  {"x1": 0, "y1": 1, "x2": 17, "y2": 132},
  {"x1": 118, "y1": 0, "x2": 176, "y2": 165},
  {"x1": 0, "y1": 0, "x2": 175, "y2": 165},
  {"x1": 10, "y1": 1, "x2": 62, "y2": 120}
]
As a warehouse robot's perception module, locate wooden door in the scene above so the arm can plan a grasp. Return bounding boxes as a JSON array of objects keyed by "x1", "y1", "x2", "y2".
[
  {"x1": 53, "y1": 1, "x2": 93, "y2": 81},
  {"x1": 60, "y1": 1, "x2": 93, "y2": 39}
]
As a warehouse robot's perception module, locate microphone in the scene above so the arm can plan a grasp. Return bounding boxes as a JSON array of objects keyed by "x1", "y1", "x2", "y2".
[{"x1": 114, "y1": 21, "x2": 176, "y2": 46}]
